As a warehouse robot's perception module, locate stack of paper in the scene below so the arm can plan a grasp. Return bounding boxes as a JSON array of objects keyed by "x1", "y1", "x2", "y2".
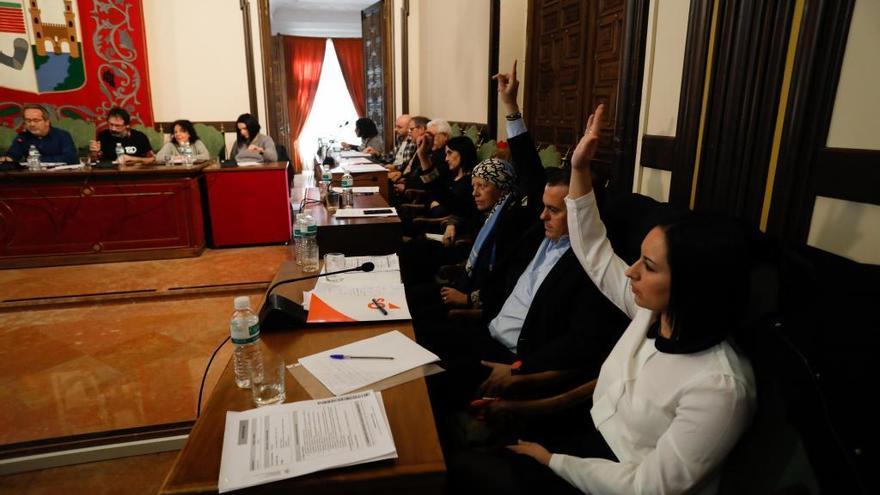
[
  {"x1": 298, "y1": 330, "x2": 440, "y2": 396},
  {"x1": 345, "y1": 163, "x2": 388, "y2": 173},
  {"x1": 218, "y1": 391, "x2": 396, "y2": 492},
  {"x1": 333, "y1": 207, "x2": 397, "y2": 218},
  {"x1": 305, "y1": 254, "x2": 410, "y2": 323}
]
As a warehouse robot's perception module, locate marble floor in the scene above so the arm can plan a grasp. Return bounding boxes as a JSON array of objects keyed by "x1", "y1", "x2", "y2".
[{"x1": 0, "y1": 246, "x2": 291, "y2": 446}]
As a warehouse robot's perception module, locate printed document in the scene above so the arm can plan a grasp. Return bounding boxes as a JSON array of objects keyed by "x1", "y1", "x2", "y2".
[
  {"x1": 333, "y1": 207, "x2": 398, "y2": 218},
  {"x1": 218, "y1": 391, "x2": 396, "y2": 493},
  {"x1": 298, "y1": 330, "x2": 440, "y2": 396}
]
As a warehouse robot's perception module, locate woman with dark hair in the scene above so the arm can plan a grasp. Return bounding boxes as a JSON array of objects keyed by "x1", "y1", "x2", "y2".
[
  {"x1": 501, "y1": 104, "x2": 756, "y2": 494},
  {"x1": 230, "y1": 113, "x2": 277, "y2": 162},
  {"x1": 342, "y1": 117, "x2": 382, "y2": 153},
  {"x1": 419, "y1": 135, "x2": 480, "y2": 243},
  {"x1": 155, "y1": 119, "x2": 210, "y2": 164}
]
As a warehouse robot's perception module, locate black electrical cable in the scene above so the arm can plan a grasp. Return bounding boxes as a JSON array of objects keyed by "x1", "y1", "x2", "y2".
[{"x1": 197, "y1": 335, "x2": 230, "y2": 418}]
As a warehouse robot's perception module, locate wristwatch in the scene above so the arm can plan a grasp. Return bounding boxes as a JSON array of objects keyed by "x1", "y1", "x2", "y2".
[{"x1": 505, "y1": 111, "x2": 522, "y2": 121}]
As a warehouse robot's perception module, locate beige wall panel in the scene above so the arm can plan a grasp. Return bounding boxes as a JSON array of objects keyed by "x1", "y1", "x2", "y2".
[
  {"x1": 826, "y1": 0, "x2": 880, "y2": 150},
  {"x1": 497, "y1": 0, "x2": 528, "y2": 141},
  {"x1": 144, "y1": 0, "x2": 251, "y2": 122},
  {"x1": 249, "y1": 0, "x2": 268, "y2": 125},
  {"x1": 808, "y1": 196, "x2": 880, "y2": 265},
  {"x1": 414, "y1": 0, "x2": 490, "y2": 123},
  {"x1": 407, "y1": 0, "x2": 422, "y2": 116},
  {"x1": 644, "y1": 0, "x2": 689, "y2": 136},
  {"x1": 638, "y1": 167, "x2": 672, "y2": 203},
  {"x1": 393, "y1": 0, "x2": 404, "y2": 116}
]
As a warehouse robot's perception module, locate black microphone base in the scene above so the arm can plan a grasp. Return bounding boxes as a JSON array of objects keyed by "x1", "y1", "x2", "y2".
[{"x1": 258, "y1": 293, "x2": 308, "y2": 331}]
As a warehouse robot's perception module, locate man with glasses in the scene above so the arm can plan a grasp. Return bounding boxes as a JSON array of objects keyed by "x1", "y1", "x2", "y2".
[
  {"x1": 1, "y1": 104, "x2": 78, "y2": 165},
  {"x1": 89, "y1": 107, "x2": 155, "y2": 165}
]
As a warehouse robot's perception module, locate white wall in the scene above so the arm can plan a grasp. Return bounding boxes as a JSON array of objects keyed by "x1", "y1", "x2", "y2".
[
  {"x1": 496, "y1": 0, "x2": 528, "y2": 141},
  {"x1": 143, "y1": 0, "x2": 265, "y2": 123},
  {"x1": 408, "y1": 0, "x2": 490, "y2": 123},
  {"x1": 807, "y1": 0, "x2": 880, "y2": 265},
  {"x1": 631, "y1": 0, "x2": 690, "y2": 202},
  {"x1": 826, "y1": 0, "x2": 880, "y2": 151}
]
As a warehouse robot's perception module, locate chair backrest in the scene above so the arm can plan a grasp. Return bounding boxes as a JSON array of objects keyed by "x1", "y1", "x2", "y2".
[
  {"x1": 132, "y1": 124, "x2": 164, "y2": 152},
  {"x1": 275, "y1": 143, "x2": 290, "y2": 162},
  {"x1": 193, "y1": 123, "x2": 225, "y2": 159}
]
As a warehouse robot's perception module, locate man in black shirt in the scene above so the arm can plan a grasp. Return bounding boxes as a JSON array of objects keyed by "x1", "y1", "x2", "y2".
[{"x1": 89, "y1": 107, "x2": 155, "y2": 164}]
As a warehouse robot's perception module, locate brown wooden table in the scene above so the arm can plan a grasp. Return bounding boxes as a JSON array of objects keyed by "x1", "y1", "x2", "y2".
[
  {"x1": 292, "y1": 187, "x2": 401, "y2": 256},
  {"x1": 159, "y1": 264, "x2": 446, "y2": 494}
]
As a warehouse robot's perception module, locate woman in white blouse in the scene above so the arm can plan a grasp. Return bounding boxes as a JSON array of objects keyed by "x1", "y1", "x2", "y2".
[{"x1": 506, "y1": 104, "x2": 757, "y2": 495}]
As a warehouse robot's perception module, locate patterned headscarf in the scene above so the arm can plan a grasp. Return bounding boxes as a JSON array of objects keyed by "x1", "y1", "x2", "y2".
[{"x1": 472, "y1": 158, "x2": 516, "y2": 193}]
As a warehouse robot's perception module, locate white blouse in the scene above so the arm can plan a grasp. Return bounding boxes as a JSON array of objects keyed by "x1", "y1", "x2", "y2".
[{"x1": 548, "y1": 191, "x2": 756, "y2": 495}]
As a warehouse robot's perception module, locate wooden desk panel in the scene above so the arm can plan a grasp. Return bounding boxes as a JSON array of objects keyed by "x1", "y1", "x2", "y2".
[
  {"x1": 203, "y1": 162, "x2": 291, "y2": 247},
  {"x1": 0, "y1": 165, "x2": 205, "y2": 268},
  {"x1": 292, "y1": 188, "x2": 401, "y2": 256},
  {"x1": 160, "y1": 325, "x2": 445, "y2": 493}
]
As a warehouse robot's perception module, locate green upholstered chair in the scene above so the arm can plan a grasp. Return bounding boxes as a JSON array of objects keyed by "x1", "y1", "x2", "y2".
[
  {"x1": 463, "y1": 125, "x2": 480, "y2": 145},
  {"x1": 194, "y1": 123, "x2": 224, "y2": 159},
  {"x1": 477, "y1": 140, "x2": 498, "y2": 162},
  {"x1": 132, "y1": 124, "x2": 164, "y2": 152},
  {"x1": 538, "y1": 144, "x2": 562, "y2": 168},
  {"x1": 449, "y1": 123, "x2": 462, "y2": 138},
  {"x1": 53, "y1": 117, "x2": 96, "y2": 155},
  {"x1": 0, "y1": 125, "x2": 17, "y2": 155}
]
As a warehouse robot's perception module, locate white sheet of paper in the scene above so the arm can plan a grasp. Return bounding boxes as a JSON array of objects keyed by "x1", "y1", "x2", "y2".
[
  {"x1": 339, "y1": 158, "x2": 375, "y2": 166},
  {"x1": 236, "y1": 161, "x2": 263, "y2": 167},
  {"x1": 345, "y1": 163, "x2": 388, "y2": 173},
  {"x1": 298, "y1": 331, "x2": 438, "y2": 396},
  {"x1": 330, "y1": 186, "x2": 379, "y2": 194},
  {"x1": 307, "y1": 284, "x2": 411, "y2": 323},
  {"x1": 424, "y1": 233, "x2": 444, "y2": 242},
  {"x1": 333, "y1": 208, "x2": 397, "y2": 218},
  {"x1": 46, "y1": 164, "x2": 85, "y2": 171},
  {"x1": 340, "y1": 150, "x2": 370, "y2": 158},
  {"x1": 218, "y1": 391, "x2": 396, "y2": 493}
]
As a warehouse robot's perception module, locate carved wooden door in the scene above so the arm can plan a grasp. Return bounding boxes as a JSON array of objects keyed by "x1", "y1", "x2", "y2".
[
  {"x1": 526, "y1": 0, "x2": 593, "y2": 152},
  {"x1": 525, "y1": 0, "x2": 624, "y2": 183},
  {"x1": 362, "y1": 1, "x2": 392, "y2": 151}
]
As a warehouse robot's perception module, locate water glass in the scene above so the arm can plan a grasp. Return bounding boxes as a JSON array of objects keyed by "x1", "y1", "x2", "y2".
[
  {"x1": 325, "y1": 253, "x2": 345, "y2": 282},
  {"x1": 301, "y1": 237, "x2": 319, "y2": 273},
  {"x1": 326, "y1": 191, "x2": 340, "y2": 215},
  {"x1": 251, "y1": 352, "x2": 286, "y2": 407}
]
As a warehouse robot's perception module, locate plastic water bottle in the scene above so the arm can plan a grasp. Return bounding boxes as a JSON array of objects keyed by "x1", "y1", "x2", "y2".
[
  {"x1": 27, "y1": 145, "x2": 41, "y2": 171},
  {"x1": 319, "y1": 164, "x2": 332, "y2": 201},
  {"x1": 182, "y1": 143, "x2": 194, "y2": 166},
  {"x1": 230, "y1": 296, "x2": 263, "y2": 389},
  {"x1": 115, "y1": 142, "x2": 124, "y2": 162},
  {"x1": 292, "y1": 214, "x2": 304, "y2": 266},
  {"x1": 300, "y1": 212, "x2": 319, "y2": 272},
  {"x1": 341, "y1": 169, "x2": 354, "y2": 208}
]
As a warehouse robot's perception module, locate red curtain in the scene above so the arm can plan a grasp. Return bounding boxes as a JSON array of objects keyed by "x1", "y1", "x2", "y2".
[
  {"x1": 284, "y1": 36, "x2": 326, "y2": 172},
  {"x1": 332, "y1": 38, "x2": 366, "y2": 118}
]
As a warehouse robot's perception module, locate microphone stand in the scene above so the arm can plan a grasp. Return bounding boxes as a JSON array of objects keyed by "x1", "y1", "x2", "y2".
[{"x1": 259, "y1": 263, "x2": 374, "y2": 330}]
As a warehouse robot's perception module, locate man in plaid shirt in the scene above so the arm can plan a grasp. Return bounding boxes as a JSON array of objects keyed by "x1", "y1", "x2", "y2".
[{"x1": 381, "y1": 114, "x2": 416, "y2": 170}]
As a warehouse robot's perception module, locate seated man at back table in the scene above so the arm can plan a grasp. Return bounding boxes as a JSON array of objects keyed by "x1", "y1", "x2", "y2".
[
  {"x1": 89, "y1": 106, "x2": 155, "y2": 165},
  {"x1": 1, "y1": 104, "x2": 77, "y2": 165}
]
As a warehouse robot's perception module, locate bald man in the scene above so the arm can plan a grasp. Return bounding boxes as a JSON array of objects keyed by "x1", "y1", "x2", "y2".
[{"x1": 373, "y1": 114, "x2": 416, "y2": 170}]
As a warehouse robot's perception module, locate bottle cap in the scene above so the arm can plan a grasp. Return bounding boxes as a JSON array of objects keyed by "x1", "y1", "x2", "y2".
[{"x1": 234, "y1": 296, "x2": 250, "y2": 310}]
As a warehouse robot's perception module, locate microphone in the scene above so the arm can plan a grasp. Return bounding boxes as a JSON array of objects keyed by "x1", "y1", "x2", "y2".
[{"x1": 259, "y1": 262, "x2": 375, "y2": 330}]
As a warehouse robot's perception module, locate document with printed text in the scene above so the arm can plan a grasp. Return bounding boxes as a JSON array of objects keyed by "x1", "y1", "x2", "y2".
[{"x1": 218, "y1": 391, "x2": 396, "y2": 493}]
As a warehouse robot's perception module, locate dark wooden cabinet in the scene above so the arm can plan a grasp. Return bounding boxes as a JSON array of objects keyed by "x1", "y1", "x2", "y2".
[{"x1": 0, "y1": 168, "x2": 205, "y2": 268}]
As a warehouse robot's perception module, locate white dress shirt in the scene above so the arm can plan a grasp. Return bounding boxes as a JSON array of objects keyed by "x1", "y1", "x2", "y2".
[
  {"x1": 548, "y1": 191, "x2": 756, "y2": 495},
  {"x1": 488, "y1": 236, "x2": 571, "y2": 352}
]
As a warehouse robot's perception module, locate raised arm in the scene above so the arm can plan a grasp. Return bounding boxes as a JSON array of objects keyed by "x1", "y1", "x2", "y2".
[
  {"x1": 494, "y1": 60, "x2": 545, "y2": 208},
  {"x1": 565, "y1": 106, "x2": 638, "y2": 317}
]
